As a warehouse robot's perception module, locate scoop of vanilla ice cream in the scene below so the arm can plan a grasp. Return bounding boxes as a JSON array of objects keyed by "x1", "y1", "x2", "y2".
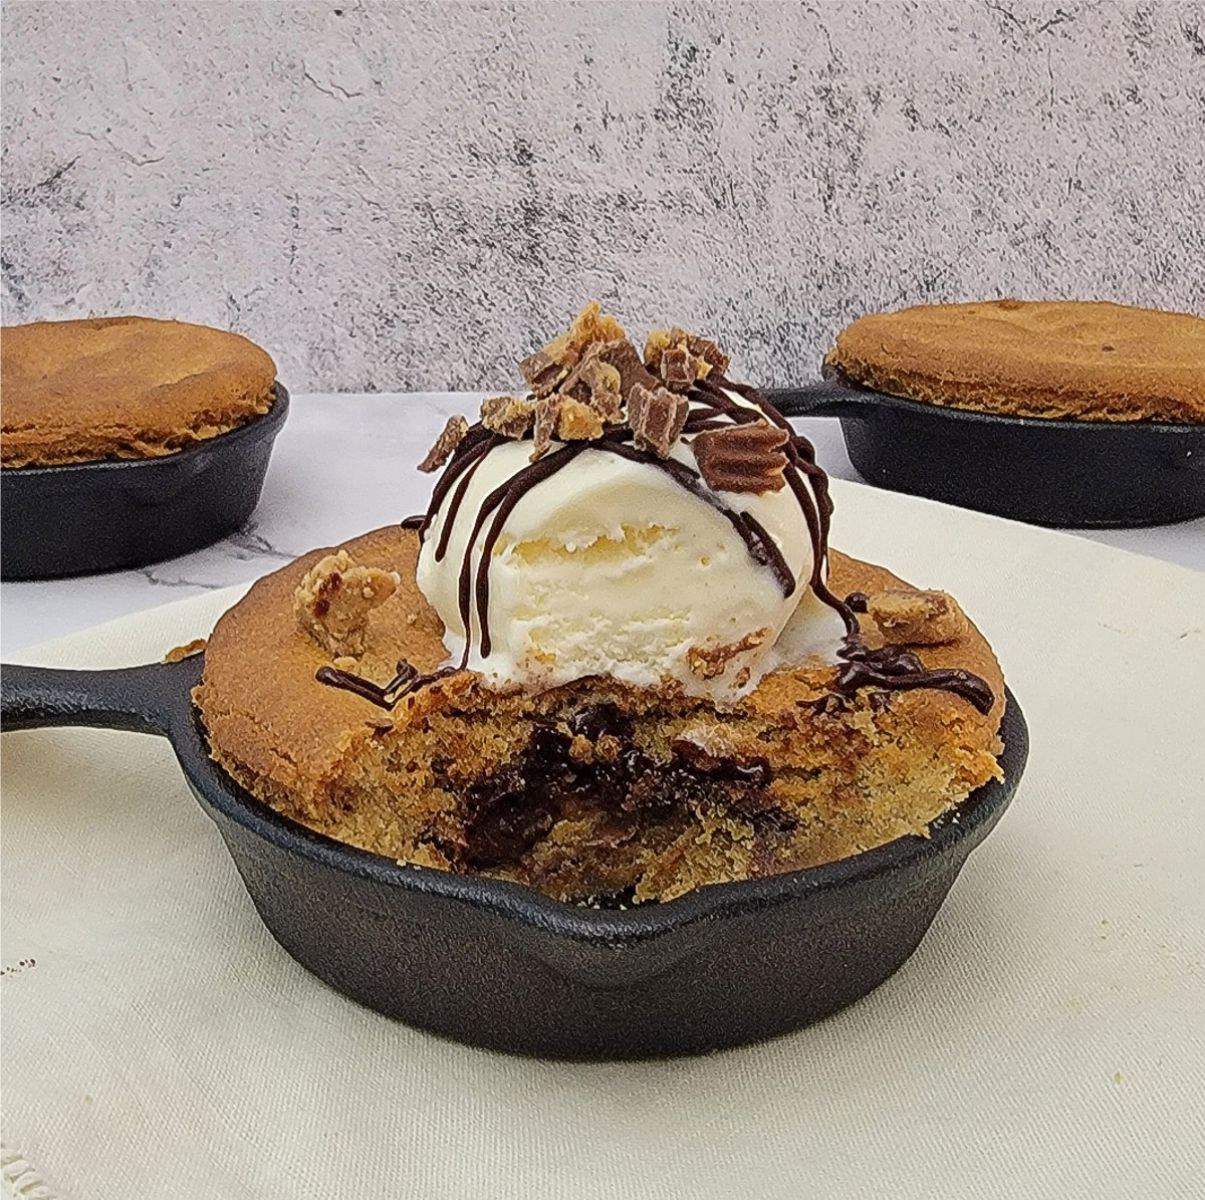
[{"x1": 416, "y1": 399, "x2": 844, "y2": 701}]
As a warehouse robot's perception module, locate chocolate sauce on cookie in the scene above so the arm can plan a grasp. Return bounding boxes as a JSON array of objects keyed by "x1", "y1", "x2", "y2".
[
  {"x1": 316, "y1": 658, "x2": 459, "y2": 711},
  {"x1": 832, "y1": 640, "x2": 995, "y2": 714}
]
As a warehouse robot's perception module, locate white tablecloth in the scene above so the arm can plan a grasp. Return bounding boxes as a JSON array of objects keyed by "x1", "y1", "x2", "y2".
[{"x1": 3, "y1": 479, "x2": 1203, "y2": 1199}]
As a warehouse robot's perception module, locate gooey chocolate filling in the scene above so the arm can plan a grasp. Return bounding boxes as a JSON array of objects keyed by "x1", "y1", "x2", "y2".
[{"x1": 421, "y1": 703, "x2": 793, "y2": 871}]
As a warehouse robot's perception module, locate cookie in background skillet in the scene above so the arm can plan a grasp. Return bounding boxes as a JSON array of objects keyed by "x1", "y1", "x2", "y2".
[
  {"x1": 772, "y1": 299, "x2": 1205, "y2": 528},
  {"x1": 1, "y1": 316, "x2": 289, "y2": 579},
  {"x1": 828, "y1": 299, "x2": 1205, "y2": 423}
]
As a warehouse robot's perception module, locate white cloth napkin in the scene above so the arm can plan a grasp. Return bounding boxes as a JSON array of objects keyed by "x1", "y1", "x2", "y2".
[{"x1": 3, "y1": 480, "x2": 1203, "y2": 1200}]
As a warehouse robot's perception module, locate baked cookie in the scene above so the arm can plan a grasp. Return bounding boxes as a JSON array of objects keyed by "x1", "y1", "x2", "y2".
[
  {"x1": 1, "y1": 316, "x2": 277, "y2": 467},
  {"x1": 196, "y1": 302, "x2": 1007, "y2": 907},
  {"x1": 195, "y1": 525, "x2": 1004, "y2": 905},
  {"x1": 825, "y1": 299, "x2": 1205, "y2": 423}
]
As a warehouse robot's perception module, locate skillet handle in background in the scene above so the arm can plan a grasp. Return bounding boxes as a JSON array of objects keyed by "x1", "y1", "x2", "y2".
[
  {"x1": 0, "y1": 657, "x2": 200, "y2": 736},
  {"x1": 764, "y1": 381, "x2": 875, "y2": 419}
]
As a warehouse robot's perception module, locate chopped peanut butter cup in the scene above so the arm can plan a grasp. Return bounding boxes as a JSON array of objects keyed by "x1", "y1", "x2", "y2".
[
  {"x1": 480, "y1": 395, "x2": 535, "y2": 439},
  {"x1": 692, "y1": 421, "x2": 789, "y2": 493},
  {"x1": 627, "y1": 384, "x2": 689, "y2": 457},
  {"x1": 418, "y1": 416, "x2": 469, "y2": 472}
]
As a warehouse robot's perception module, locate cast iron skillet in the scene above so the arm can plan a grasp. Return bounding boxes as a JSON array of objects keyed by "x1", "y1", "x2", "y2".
[
  {"x1": 767, "y1": 378, "x2": 1205, "y2": 528},
  {"x1": 0, "y1": 656, "x2": 1027, "y2": 1059},
  {"x1": 0, "y1": 384, "x2": 289, "y2": 580}
]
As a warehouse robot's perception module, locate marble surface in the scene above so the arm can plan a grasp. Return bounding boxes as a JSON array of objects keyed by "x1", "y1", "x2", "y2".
[
  {"x1": 1, "y1": 392, "x2": 1201, "y2": 658},
  {"x1": 4, "y1": 2, "x2": 1204, "y2": 390}
]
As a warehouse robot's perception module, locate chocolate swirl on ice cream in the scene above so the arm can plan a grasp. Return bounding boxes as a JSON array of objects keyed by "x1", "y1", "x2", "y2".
[{"x1": 423, "y1": 378, "x2": 815, "y2": 660}]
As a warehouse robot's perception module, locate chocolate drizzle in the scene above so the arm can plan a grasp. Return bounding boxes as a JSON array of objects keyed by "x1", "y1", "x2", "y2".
[
  {"x1": 469, "y1": 444, "x2": 585, "y2": 657},
  {"x1": 696, "y1": 380, "x2": 994, "y2": 715},
  {"x1": 316, "y1": 659, "x2": 459, "y2": 710},
  {"x1": 833, "y1": 642, "x2": 995, "y2": 715},
  {"x1": 420, "y1": 427, "x2": 501, "y2": 547},
  {"x1": 423, "y1": 396, "x2": 809, "y2": 660},
  {"x1": 322, "y1": 365, "x2": 995, "y2": 719}
]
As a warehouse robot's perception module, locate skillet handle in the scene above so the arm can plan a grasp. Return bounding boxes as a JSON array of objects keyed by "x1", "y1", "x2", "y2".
[
  {"x1": 0, "y1": 658, "x2": 199, "y2": 736},
  {"x1": 765, "y1": 381, "x2": 875, "y2": 419}
]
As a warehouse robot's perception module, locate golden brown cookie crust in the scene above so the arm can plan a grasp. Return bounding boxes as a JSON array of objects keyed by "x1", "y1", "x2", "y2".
[
  {"x1": 825, "y1": 300, "x2": 1205, "y2": 423},
  {"x1": 1, "y1": 316, "x2": 277, "y2": 467},
  {"x1": 195, "y1": 525, "x2": 1006, "y2": 902}
]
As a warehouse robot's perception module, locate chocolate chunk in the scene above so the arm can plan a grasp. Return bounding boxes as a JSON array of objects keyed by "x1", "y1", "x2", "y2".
[
  {"x1": 810, "y1": 693, "x2": 850, "y2": 715},
  {"x1": 480, "y1": 395, "x2": 535, "y2": 438},
  {"x1": 418, "y1": 414, "x2": 469, "y2": 472},
  {"x1": 670, "y1": 738, "x2": 772, "y2": 788},
  {"x1": 627, "y1": 383, "x2": 689, "y2": 457},
  {"x1": 566, "y1": 702, "x2": 635, "y2": 743},
  {"x1": 691, "y1": 420, "x2": 789, "y2": 493}
]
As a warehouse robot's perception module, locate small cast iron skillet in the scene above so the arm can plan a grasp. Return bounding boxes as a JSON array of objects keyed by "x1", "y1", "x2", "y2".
[
  {"x1": 767, "y1": 378, "x2": 1205, "y2": 528},
  {"x1": 0, "y1": 656, "x2": 1027, "y2": 1059},
  {"x1": 0, "y1": 384, "x2": 289, "y2": 580}
]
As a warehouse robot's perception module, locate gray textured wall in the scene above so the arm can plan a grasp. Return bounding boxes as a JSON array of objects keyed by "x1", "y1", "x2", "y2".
[{"x1": 3, "y1": 1, "x2": 1203, "y2": 392}]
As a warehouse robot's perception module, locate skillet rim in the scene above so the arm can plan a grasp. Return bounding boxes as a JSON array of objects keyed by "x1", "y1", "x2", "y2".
[{"x1": 777, "y1": 372, "x2": 1205, "y2": 436}]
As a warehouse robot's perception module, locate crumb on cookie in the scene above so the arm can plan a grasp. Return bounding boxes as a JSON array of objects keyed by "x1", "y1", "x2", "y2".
[
  {"x1": 164, "y1": 637, "x2": 207, "y2": 663},
  {"x1": 294, "y1": 550, "x2": 400, "y2": 658},
  {"x1": 868, "y1": 588, "x2": 968, "y2": 645}
]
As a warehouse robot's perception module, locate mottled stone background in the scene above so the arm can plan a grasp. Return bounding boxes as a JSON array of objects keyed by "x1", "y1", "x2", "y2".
[{"x1": 2, "y1": 1, "x2": 1203, "y2": 391}]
